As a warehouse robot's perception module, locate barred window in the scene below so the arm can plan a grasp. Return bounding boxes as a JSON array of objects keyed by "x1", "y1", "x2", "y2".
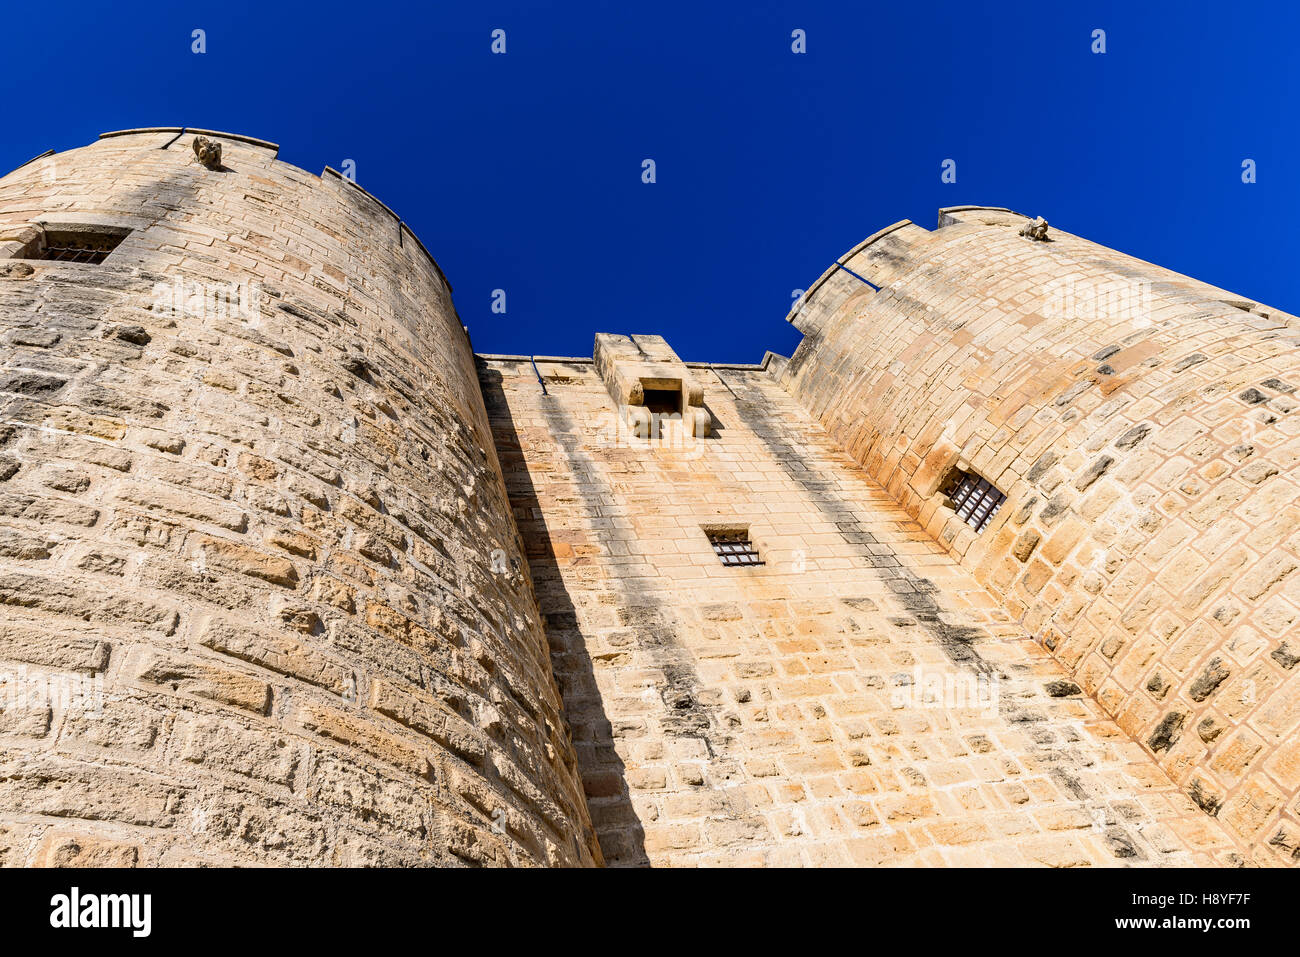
[
  {"x1": 944, "y1": 469, "x2": 1006, "y2": 533},
  {"x1": 706, "y1": 529, "x2": 763, "y2": 566},
  {"x1": 13, "y1": 225, "x2": 130, "y2": 265}
]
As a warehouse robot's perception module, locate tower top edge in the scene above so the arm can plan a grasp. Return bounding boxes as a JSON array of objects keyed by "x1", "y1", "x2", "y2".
[
  {"x1": 85, "y1": 132, "x2": 450, "y2": 292},
  {"x1": 99, "y1": 127, "x2": 281, "y2": 153}
]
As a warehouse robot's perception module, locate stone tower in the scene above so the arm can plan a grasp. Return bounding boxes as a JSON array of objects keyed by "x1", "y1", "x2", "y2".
[
  {"x1": 0, "y1": 132, "x2": 1295, "y2": 868},
  {"x1": 784, "y1": 207, "x2": 1300, "y2": 859},
  {"x1": 0, "y1": 130, "x2": 599, "y2": 866}
]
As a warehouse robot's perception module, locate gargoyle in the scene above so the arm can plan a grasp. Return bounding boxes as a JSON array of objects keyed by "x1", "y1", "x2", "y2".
[
  {"x1": 192, "y1": 136, "x2": 223, "y2": 170},
  {"x1": 1019, "y1": 216, "x2": 1049, "y2": 241}
]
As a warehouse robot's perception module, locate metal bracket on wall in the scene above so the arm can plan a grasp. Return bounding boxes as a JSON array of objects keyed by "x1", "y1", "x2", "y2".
[{"x1": 834, "y1": 261, "x2": 880, "y2": 291}]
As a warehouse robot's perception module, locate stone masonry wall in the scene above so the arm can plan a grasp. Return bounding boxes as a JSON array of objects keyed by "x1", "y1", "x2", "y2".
[
  {"x1": 0, "y1": 130, "x2": 599, "y2": 866},
  {"x1": 480, "y1": 348, "x2": 1236, "y2": 866},
  {"x1": 782, "y1": 207, "x2": 1300, "y2": 865}
]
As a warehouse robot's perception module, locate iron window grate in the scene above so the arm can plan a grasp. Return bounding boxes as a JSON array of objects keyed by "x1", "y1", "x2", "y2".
[
  {"x1": 708, "y1": 531, "x2": 763, "y2": 566},
  {"x1": 37, "y1": 243, "x2": 115, "y2": 264},
  {"x1": 945, "y1": 470, "x2": 1006, "y2": 533},
  {"x1": 20, "y1": 228, "x2": 129, "y2": 265}
]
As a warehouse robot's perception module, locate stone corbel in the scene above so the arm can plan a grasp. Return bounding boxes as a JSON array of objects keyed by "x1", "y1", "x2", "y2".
[{"x1": 593, "y1": 333, "x2": 711, "y2": 438}]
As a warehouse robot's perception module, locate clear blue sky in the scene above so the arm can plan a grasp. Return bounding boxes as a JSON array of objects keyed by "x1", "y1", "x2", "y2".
[{"x1": 2, "y1": 1, "x2": 1295, "y2": 361}]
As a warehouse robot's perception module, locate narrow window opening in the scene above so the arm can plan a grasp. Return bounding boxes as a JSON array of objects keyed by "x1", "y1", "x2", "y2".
[
  {"x1": 13, "y1": 225, "x2": 131, "y2": 265},
  {"x1": 642, "y1": 388, "x2": 681, "y2": 415},
  {"x1": 639, "y1": 377, "x2": 683, "y2": 417},
  {"x1": 943, "y1": 468, "x2": 1006, "y2": 533},
  {"x1": 705, "y1": 527, "x2": 763, "y2": 567}
]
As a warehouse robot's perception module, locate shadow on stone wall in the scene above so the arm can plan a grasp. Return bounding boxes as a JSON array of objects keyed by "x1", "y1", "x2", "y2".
[
  {"x1": 728, "y1": 382, "x2": 1152, "y2": 861},
  {"x1": 476, "y1": 365, "x2": 648, "y2": 866}
]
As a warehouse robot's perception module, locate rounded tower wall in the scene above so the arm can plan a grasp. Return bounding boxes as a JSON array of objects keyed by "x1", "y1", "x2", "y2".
[
  {"x1": 0, "y1": 130, "x2": 598, "y2": 866},
  {"x1": 783, "y1": 208, "x2": 1300, "y2": 864}
]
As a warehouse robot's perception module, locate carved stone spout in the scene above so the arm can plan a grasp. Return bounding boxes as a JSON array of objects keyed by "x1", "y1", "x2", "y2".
[
  {"x1": 192, "y1": 135, "x2": 223, "y2": 170},
  {"x1": 1019, "y1": 216, "x2": 1049, "y2": 241}
]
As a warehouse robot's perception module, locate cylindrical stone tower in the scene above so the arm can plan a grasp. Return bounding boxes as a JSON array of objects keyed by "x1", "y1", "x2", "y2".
[
  {"x1": 0, "y1": 129, "x2": 599, "y2": 866},
  {"x1": 783, "y1": 206, "x2": 1300, "y2": 864}
]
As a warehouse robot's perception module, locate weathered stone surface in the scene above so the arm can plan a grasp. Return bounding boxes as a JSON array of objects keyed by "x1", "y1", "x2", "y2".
[
  {"x1": 135, "y1": 652, "x2": 273, "y2": 716},
  {"x1": 783, "y1": 206, "x2": 1300, "y2": 862},
  {"x1": 35, "y1": 832, "x2": 140, "y2": 867},
  {"x1": 0, "y1": 130, "x2": 598, "y2": 868},
  {"x1": 478, "y1": 342, "x2": 1237, "y2": 868},
  {"x1": 0, "y1": 144, "x2": 1289, "y2": 869}
]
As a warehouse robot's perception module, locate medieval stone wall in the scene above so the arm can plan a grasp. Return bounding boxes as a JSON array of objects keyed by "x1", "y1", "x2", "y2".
[
  {"x1": 0, "y1": 130, "x2": 598, "y2": 866},
  {"x1": 782, "y1": 207, "x2": 1300, "y2": 864},
  {"x1": 480, "y1": 346, "x2": 1235, "y2": 866},
  {"x1": 1, "y1": 131, "x2": 1290, "y2": 868}
]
